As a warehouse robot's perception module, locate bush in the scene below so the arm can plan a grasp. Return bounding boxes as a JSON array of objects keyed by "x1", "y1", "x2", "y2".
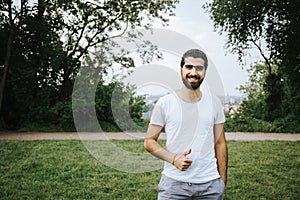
[
  {"x1": 273, "y1": 114, "x2": 300, "y2": 133},
  {"x1": 225, "y1": 112, "x2": 278, "y2": 132},
  {"x1": 225, "y1": 108, "x2": 300, "y2": 133},
  {"x1": 99, "y1": 121, "x2": 121, "y2": 132},
  {"x1": 49, "y1": 100, "x2": 75, "y2": 131}
]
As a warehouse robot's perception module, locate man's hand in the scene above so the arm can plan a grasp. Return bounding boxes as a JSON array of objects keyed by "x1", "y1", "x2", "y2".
[{"x1": 173, "y1": 149, "x2": 193, "y2": 171}]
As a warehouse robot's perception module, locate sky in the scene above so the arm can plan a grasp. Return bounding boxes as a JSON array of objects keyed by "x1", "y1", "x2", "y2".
[
  {"x1": 126, "y1": 0, "x2": 258, "y2": 97},
  {"x1": 148, "y1": 0, "x2": 254, "y2": 96},
  {"x1": 14, "y1": 0, "x2": 257, "y2": 96}
]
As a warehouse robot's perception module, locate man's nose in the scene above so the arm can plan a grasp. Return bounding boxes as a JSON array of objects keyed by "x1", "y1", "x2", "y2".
[{"x1": 190, "y1": 67, "x2": 197, "y2": 74}]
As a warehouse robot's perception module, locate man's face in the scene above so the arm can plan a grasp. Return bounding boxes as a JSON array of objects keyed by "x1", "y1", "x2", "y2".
[{"x1": 181, "y1": 57, "x2": 206, "y2": 90}]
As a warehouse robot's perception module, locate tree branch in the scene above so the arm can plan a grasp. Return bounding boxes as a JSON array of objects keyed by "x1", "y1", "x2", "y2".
[
  {"x1": 251, "y1": 39, "x2": 272, "y2": 75},
  {"x1": 107, "y1": 20, "x2": 129, "y2": 40},
  {"x1": 70, "y1": 11, "x2": 125, "y2": 62},
  {"x1": 68, "y1": 19, "x2": 89, "y2": 58}
]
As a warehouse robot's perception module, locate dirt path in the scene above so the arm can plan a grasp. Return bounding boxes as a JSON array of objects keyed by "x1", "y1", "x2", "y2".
[{"x1": 0, "y1": 132, "x2": 299, "y2": 141}]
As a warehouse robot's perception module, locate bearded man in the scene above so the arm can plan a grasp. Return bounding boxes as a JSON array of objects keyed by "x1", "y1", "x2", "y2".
[{"x1": 144, "y1": 49, "x2": 228, "y2": 200}]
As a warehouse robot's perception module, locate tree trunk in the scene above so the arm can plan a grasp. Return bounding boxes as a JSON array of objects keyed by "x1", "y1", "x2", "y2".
[{"x1": 0, "y1": 1, "x2": 15, "y2": 114}]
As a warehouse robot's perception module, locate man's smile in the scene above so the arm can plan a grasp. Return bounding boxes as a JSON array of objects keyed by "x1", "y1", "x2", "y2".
[{"x1": 186, "y1": 75, "x2": 200, "y2": 81}]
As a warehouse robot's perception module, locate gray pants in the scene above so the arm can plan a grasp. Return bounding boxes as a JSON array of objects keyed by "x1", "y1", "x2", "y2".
[{"x1": 158, "y1": 175, "x2": 226, "y2": 200}]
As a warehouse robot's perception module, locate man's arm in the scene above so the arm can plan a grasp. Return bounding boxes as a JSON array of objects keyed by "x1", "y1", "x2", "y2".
[
  {"x1": 214, "y1": 123, "x2": 228, "y2": 185},
  {"x1": 144, "y1": 124, "x2": 192, "y2": 171}
]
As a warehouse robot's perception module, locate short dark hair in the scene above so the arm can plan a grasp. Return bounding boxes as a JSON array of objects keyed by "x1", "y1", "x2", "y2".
[{"x1": 180, "y1": 49, "x2": 208, "y2": 69}]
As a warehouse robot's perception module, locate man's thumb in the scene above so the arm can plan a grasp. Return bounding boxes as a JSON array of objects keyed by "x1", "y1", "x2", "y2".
[{"x1": 184, "y1": 148, "x2": 192, "y2": 156}]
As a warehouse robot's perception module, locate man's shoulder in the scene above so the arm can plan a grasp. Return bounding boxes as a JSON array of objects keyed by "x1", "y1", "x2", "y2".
[
  {"x1": 202, "y1": 92, "x2": 222, "y2": 104},
  {"x1": 157, "y1": 92, "x2": 178, "y2": 102},
  {"x1": 154, "y1": 93, "x2": 180, "y2": 111}
]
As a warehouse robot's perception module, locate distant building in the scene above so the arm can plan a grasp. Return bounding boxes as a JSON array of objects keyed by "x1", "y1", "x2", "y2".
[
  {"x1": 221, "y1": 94, "x2": 245, "y2": 115},
  {"x1": 142, "y1": 93, "x2": 245, "y2": 119}
]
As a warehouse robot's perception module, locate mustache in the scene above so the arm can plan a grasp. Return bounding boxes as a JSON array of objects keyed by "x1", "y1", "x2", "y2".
[{"x1": 186, "y1": 75, "x2": 200, "y2": 79}]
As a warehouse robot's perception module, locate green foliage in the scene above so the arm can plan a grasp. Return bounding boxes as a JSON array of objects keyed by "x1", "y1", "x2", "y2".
[
  {"x1": 206, "y1": 0, "x2": 300, "y2": 132},
  {"x1": 225, "y1": 111, "x2": 278, "y2": 133},
  {"x1": 204, "y1": 0, "x2": 299, "y2": 65},
  {"x1": 263, "y1": 73, "x2": 285, "y2": 121},
  {"x1": 71, "y1": 73, "x2": 148, "y2": 132},
  {"x1": 0, "y1": 0, "x2": 179, "y2": 131},
  {"x1": 0, "y1": 140, "x2": 299, "y2": 199},
  {"x1": 273, "y1": 114, "x2": 300, "y2": 133},
  {"x1": 49, "y1": 99, "x2": 75, "y2": 131},
  {"x1": 238, "y1": 63, "x2": 285, "y2": 122},
  {"x1": 225, "y1": 62, "x2": 299, "y2": 133},
  {"x1": 95, "y1": 80, "x2": 148, "y2": 132}
]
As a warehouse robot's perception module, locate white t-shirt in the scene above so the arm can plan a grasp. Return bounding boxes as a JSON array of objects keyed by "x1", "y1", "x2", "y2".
[{"x1": 150, "y1": 91, "x2": 225, "y2": 183}]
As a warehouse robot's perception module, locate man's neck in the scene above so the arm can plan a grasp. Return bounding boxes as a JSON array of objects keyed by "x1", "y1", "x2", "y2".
[{"x1": 177, "y1": 86, "x2": 202, "y2": 102}]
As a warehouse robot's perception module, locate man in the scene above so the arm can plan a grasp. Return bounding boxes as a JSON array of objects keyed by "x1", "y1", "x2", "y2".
[{"x1": 144, "y1": 49, "x2": 228, "y2": 199}]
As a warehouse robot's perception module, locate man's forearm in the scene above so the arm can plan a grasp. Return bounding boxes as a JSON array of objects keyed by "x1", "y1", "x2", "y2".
[
  {"x1": 215, "y1": 142, "x2": 228, "y2": 184},
  {"x1": 144, "y1": 124, "x2": 193, "y2": 171},
  {"x1": 144, "y1": 138, "x2": 193, "y2": 171},
  {"x1": 144, "y1": 138, "x2": 175, "y2": 164}
]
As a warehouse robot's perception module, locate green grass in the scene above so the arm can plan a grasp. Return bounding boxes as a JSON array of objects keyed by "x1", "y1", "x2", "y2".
[{"x1": 0, "y1": 140, "x2": 299, "y2": 199}]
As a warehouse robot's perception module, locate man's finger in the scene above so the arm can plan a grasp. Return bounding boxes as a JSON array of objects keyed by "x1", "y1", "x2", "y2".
[{"x1": 183, "y1": 148, "x2": 192, "y2": 156}]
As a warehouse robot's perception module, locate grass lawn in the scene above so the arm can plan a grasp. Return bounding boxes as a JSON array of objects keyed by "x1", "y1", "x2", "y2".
[{"x1": 0, "y1": 140, "x2": 299, "y2": 199}]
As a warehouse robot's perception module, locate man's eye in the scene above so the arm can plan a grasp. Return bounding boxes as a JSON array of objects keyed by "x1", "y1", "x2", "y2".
[
  {"x1": 185, "y1": 65, "x2": 193, "y2": 69},
  {"x1": 195, "y1": 66, "x2": 204, "y2": 71},
  {"x1": 185, "y1": 65, "x2": 204, "y2": 71}
]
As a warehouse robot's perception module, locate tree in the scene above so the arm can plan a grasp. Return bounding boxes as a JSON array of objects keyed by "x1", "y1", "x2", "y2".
[
  {"x1": 0, "y1": 0, "x2": 29, "y2": 115},
  {"x1": 0, "y1": 0, "x2": 179, "y2": 130},
  {"x1": 238, "y1": 62, "x2": 284, "y2": 121},
  {"x1": 0, "y1": 0, "x2": 72, "y2": 128},
  {"x1": 205, "y1": 0, "x2": 300, "y2": 131},
  {"x1": 204, "y1": 0, "x2": 299, "y2": 65},
  {"x1": 43, "y1": 0, "x2": 179, "y2": 100}
]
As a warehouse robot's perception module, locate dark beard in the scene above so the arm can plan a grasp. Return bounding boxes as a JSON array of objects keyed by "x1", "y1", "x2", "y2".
[{"x1": 182, "y1": 76, "x2": 204, "y2": 90}]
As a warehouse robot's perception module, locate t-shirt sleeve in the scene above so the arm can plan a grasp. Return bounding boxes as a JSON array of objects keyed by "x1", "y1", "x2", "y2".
[
  {"x1": 213, "y1": 96, "x2": 225, "y2": 124},
  {"x1": 150, "y1": 98, "x2": 165, "y2": 127}
]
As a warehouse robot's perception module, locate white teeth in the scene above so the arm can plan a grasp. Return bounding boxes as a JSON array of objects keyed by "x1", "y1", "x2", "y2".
[{"x1": 188, "y1": 77, "x2": 198, "y2": 80}]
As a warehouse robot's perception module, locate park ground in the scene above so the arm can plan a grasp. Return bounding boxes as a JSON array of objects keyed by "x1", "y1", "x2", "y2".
[{"x1": 0, "y1": 132, "x2": 299, "y2": 141}]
